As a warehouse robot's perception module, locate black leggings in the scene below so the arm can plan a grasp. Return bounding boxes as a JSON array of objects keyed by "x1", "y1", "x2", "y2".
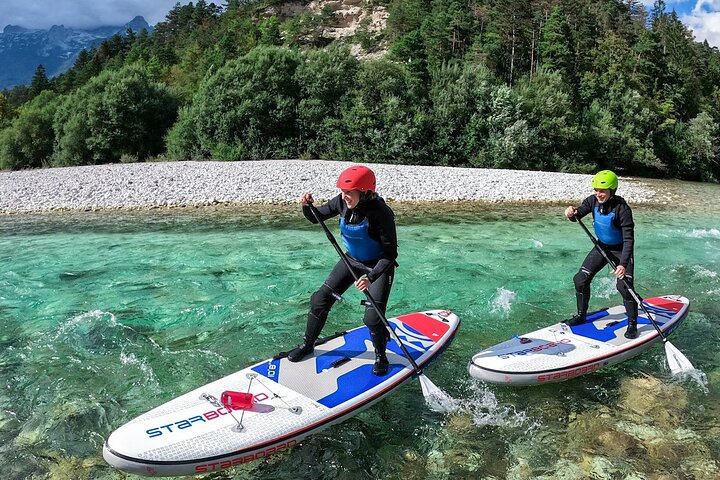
[
  {"x1": 573, "y1": 247, "x2": 637, "y2": 319},
  {"x1": 304, "y1": 259, "x2": 394, "y2": 340}
]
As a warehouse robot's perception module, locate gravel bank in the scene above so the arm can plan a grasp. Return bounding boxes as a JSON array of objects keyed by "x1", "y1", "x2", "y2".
[{"x1": 0, "y1": 160, "x2": 657, "y2": 214}]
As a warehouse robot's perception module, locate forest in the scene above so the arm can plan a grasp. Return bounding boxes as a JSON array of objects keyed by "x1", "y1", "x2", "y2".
[{"x1": 0, "y1": 0, "x2": 718, "y2": 182}]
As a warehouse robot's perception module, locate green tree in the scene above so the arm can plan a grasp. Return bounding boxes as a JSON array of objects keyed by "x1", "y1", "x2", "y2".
[
  {"x1": 259, "y1": 16, "x2": 282, "y2": 46},
  {"x1": 126, "y1": 28, "x2": 152, "y2": 64},
  {"x1": 515, "y1": 67, "x2": 581, "y2": 171},
  {"x1": 581, "y1": 90, "x2": 659, "y2": 174},
  {"x1": 53, "y1": 66, "x2": 180, "y2": 166},
  {"x1": 389, "y1": 29, "x2": 430, "y2": 86},
  {"x1": 30, "y1": 64, "x2": 51, "y2": 96},
  {"x1": 0, "y1": 93, "x2": 15, "y2": 128},
  {"x1": 630, "y1": 29, "x2": 666, "y2": 96},
  {"x1": 486, "y1": 0, "x2": 534, "y2": 83},
  {"x1": 472, "y1": 84, "x2": 533, "y2": 168},
  {"x1": 539, "y1": 7, "x2": 573, "y2": 80},
  {"x1": 386, "y1": 0, "x2": 429, "y2": 38},
  {"x1": 339, "y1": 59, "x2": 430, "y2": 164},
  {"x1": 704, "y1": 87, "x2": 720, "y2": 127},
  {"x1": 294, "y1": 46, "x2": 359, "y2": 158},
  {"x1": 566, "y1": 1, "x2": 600, "y2": 98},
  {"x1": 420, "y1": 0, "x2": 475, "y2": 72},
  {"x1": 168, "y1": 42, "x2": 208, "y2": 92},
  {"x1": 579, "y1": 32, "x2": 634, "y2": 104},
  {"x1": 167, "y1": 46, "x2": 302, "y2": 161},
  {"x1": 655, "y1": 11, "x2": 701, "y2": 118},
  {"x1": 429, "y1": 61, "x2": 496, "y2": 166},
  {"x1": 0, "y1": 91, "x2": 60, "y2": 170},
  {"x1": 664, "y1": 112, "x2": 719, "y2": 181},
  {"x1": 482, "y1": 118, "x2": 537, "y2": 169}
]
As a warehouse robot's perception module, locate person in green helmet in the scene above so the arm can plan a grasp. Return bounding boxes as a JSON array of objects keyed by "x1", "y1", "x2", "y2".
[{"x1": 563, "y1": 170, "x2": 639, "y2": 339}]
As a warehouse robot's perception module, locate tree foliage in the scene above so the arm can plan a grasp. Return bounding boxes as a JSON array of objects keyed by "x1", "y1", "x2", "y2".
[
  {"x1": 0, "y1": 91, "x2": 60, "y2": 169},
  {"x1": 295, "y1": 46, "x2": 359, "y2": 159},
  {"x1": 0, "y1": 0, "x2": 718, "y2": 181},
  {"x1": 339, "y1": 58, "x2": 431, "y2": 165},
  {"x1": 167, "y1": 46, "x2": 302, "y2": 160},
  {"x1": 52, "y1": 66, "x2": 179, "y2": 166}
]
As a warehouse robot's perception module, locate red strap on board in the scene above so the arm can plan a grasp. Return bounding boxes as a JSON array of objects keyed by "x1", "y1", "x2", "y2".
[{"x1": 221, "y1": 391, "x2": 255, "y2": 410}]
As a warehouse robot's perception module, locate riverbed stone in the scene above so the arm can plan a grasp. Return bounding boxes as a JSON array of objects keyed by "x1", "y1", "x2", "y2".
[{"x1": 0, "y1": 160, "x2": 659, "y2": 214}]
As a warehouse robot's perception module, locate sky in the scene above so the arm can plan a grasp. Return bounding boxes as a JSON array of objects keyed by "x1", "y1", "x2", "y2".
[
  {"x1": 0, "y1": 0, "x2": 718, "y2": 48},
  {"x1": 672, "y1": 0, "x2": 720, "y2": 47},
  {"x1": 0, "y1": 0, "x2": 196, "y2": 30}
]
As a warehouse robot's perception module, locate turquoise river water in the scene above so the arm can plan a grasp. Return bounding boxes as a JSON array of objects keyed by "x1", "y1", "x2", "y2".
[{"x1": 0, "y1": 195, "x2": 719, "y2": 479}]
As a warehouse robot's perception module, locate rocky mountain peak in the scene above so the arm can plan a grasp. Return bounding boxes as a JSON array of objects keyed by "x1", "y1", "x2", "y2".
[
  {"x1": 0, "y1": 17, "x2": 151, "y2": 89},
  {"x1": 3, "y1": 25, "x2": 29, "y2": 34}
]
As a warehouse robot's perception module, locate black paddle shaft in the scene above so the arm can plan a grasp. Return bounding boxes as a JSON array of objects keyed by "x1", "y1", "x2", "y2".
[
  {"x1": 307, "y1": 203, "x2": 423, "y2": 373},
  {"x1": 575, "y1": 216, "x2": 667, "y2": 341}
]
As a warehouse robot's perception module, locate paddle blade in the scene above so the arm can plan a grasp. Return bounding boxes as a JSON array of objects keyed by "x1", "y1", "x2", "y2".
[
  {"x1": 419, "y1": 375, "x2": 457, "y2": 413},
  {"x1": 665, "y1": 341, "x2": 694, "y2": 375}
]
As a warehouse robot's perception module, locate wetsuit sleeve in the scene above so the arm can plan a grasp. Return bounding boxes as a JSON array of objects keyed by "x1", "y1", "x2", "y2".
[
  {"x1": 302, "y1": 194, "x2": 343, "y2": 223},
  {"x1": 615, "y1": 204, "x2": 635, "y2": 267},
  {"x1": 573, "y1": 195, "x2": 595, "y2": 220},
  {"x1": 367, "y1": 206, "x2": 398, "y2": 283}
]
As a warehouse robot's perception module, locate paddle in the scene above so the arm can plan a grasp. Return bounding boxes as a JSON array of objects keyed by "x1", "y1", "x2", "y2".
[
  {"x1": 307, "y1": 202, "x2": 455, "y2": 411},
  {"x1": 575, "y1": 216, "x2": 694, "y2": 375}
]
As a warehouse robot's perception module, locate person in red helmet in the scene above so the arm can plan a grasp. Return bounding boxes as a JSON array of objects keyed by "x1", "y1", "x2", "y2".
[{"x1": 287, "y1": 165, "x2": 398, "y2": 375}]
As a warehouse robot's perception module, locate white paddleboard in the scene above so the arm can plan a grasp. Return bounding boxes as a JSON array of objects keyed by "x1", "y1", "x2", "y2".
[
  {"x1": 104, "y1": 310, "x2": 460, "y2": 477},
  {"x1": 468, "y1": 295, "x2": 689, "y2": 385}
]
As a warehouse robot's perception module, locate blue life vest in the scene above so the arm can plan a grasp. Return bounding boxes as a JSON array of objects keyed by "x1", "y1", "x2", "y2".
[
  {"x1": 593, "y1": 205, "x2": 623, "y2": 245},
  {"x1": 339, "y1": 217, "x2": 383, "y2": 262}
]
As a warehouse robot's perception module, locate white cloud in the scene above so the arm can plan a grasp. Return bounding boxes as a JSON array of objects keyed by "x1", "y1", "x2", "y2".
[
  {"x1": 693, "y1": 0, "x2": 720, "y2": 12},
  {"x1": 636, "y1": 0, "x2": 720, "y2": 48},
  {"x1": 0, "y1": 1, "x2": 194, "y2": 30},
  {"x1": 681, "y1": 0, "x2": 720, "y2": 47}
]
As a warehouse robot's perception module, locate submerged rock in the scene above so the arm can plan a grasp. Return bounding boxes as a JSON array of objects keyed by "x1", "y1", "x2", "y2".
[
  {"x1": 618, "y1": 375, "x2": 687, "y2": 428},
  {"x1": 445, "y1": 411, "x2": 475, "y2": 435},
  {"x1": 596, "y1": 429, "x2": 637, "y2": 457},
  {"x1": 46, "y1": 454, "x2": 109, "y2": 480}
]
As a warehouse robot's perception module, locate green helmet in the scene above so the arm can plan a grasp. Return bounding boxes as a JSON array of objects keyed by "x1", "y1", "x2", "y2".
[{"x1": 591, "y1": 170, "x2": 618, "y2": 190}]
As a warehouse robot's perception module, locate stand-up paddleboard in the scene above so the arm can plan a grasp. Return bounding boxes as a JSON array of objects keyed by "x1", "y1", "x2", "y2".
[
  {"x1": 104, "y1": 310, "x2": 460, "y2": 477},
  {"x1": 468, "y1": 295, "x2": 689, "y2": 385}
]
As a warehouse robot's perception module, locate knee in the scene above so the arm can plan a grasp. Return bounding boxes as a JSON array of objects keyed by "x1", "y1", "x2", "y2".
[
  {"x1": 573, "y1": 270, "x2": 590, "y2": 291},
  {"x1": 310, "y1": 285, "x2": 335, "y2": 314},
  {"x1": 366, "y1": 320, "x2": 385, "y2": 335},
  {"x1": 617, "y1": 281, "x2": 633, "y2": 299},
  {"x1": 362, "y1": 302, "x2": 386, "y2": 328}
]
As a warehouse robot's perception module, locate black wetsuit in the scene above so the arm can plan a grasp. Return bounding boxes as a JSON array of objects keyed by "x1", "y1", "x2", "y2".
[
  {"x1": 301, "y1": 194, "x2": 398, "y2": 346},
  {"x1": 571, "y1": 194, "x2": 637, "y2": 320}
]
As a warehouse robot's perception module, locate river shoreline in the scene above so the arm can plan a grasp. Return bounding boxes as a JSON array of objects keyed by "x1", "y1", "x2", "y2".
[{"x1": 0, "y1": 160, "x2": 671, "y2": 215}]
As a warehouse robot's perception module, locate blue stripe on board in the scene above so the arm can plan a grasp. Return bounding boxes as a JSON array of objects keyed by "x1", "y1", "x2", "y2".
[
  {"x1": 316, "y1": 323, "x2": 427, "y2": 408},
  {"x1": 570, "y1": 307, "x2": 667, "y2": 341},
  {"x1": 314, "y1": 327, "x2": 369, "y2": 373},
  {"x1": 251, "y1": 322, "x2": 430, "y2": 408},
  {"x1": 252, "y1": 358, "x2": 281, "y2": 382}
]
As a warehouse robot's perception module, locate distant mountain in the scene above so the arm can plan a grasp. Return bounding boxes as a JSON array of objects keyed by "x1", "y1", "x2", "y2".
[{"x1": 0, "y1": 16, "x2": 152, "y2": 89}]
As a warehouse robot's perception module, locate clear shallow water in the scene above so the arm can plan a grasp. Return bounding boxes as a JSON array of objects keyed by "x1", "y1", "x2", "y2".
[{"x1": 0, "y1": 203, "x2": 719, "y2": 480}]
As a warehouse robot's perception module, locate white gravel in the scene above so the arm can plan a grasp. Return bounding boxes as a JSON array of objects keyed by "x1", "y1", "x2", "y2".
[{"x1": 0, "y1": 160, "x2": 657, "y2": 214}]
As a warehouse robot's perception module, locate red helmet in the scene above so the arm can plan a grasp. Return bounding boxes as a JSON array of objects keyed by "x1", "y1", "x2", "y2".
[{"x1": 336, "y1": 165, "x2": 376, "y2": 192}]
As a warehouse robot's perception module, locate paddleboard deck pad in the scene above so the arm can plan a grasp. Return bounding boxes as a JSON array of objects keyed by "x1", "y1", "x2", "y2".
[
  {"x1": 104, "y1": 309, "x2": 460, "y2": 476},
  {"x1": 468, "y1": 295, "x2": 689, "y2": 385}
]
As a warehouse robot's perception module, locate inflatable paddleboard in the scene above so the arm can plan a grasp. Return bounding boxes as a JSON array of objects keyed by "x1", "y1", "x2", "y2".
[
  {"x1": 104, "y1": 310, "x2": 460, "y2": 477},
  {"x1": 468, "y1": 295, "x2": 689, "y2": 385}
]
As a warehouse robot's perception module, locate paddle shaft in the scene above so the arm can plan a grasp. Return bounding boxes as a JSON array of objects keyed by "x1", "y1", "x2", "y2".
[
  {"x1": 575, "y1": 217, "x2": 668, "y2": 341},
  {"x1": 308, "y1": 203, "x2": 423, "y2": 374}
]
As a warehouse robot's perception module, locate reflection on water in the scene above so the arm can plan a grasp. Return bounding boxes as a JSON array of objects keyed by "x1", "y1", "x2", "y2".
[{"x1": 0, "y1": 196, "x2": 718, "y2": 479}]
